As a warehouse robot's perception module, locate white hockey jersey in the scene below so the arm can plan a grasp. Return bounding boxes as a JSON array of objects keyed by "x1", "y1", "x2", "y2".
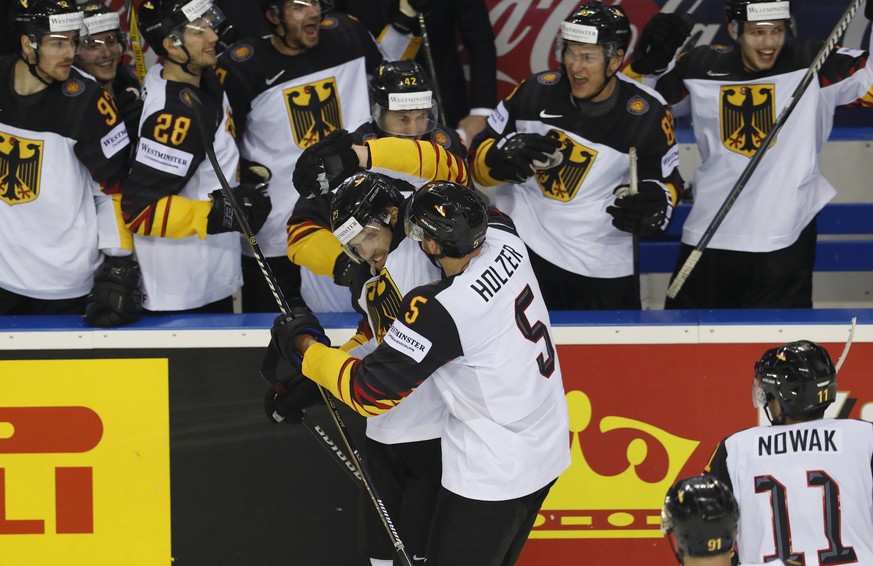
[
  {"x1": 654, "y1": 39, "x2": 873, "y2": 252},
  {"x1": 303, "y1": 215, "x2": 572, "y2": 501},
  {"x1": 0, "y1": 58, "x2": 131, "y2": 300},
  {"x1": 707, "y1": 418, "x2": 873, "y2": 565},
  {"x1": 127, "y1": 65, "x2": 242, "y2": 311}
]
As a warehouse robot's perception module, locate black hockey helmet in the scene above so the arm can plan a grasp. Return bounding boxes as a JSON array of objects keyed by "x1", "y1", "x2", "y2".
[
  {"x1": 369, "y1": 60, "x2": 438, "y2": 137},
  {"x1": 753, "y1": 340, "x2": 837, "y2": 418},
  {"x1": 78, "y1": 1, "x2": 126, "y2": 51},
  {"x1": 559, "y1": 1, "x2": 631, "y2": 54},
  {"x1": 138, "y1": 0, "x2": 225, "y2": 57},
  {"x1": 403, "y1": 181, "x2": 487, "y2": 259},
  {"x1": 11, "y1": 0, "x2": 84, "y2": 50},
  {"x1": 725, "y1": 0, "x2": 791, "y2": 23},
  {"x1": 330, "y1": 171, "x2": 406, "y2": 264},
  {"x1": 661, "y1": 474, "x2": 739, "y2": 561}
]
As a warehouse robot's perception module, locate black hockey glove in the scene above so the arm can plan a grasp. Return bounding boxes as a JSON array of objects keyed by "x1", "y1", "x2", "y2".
[
  {"x1": 271, "y1": 303, "x2": 331, "y2": 369},
  {"x1": 261, "y1": 337, "x2": 322, "y2": 424},
  {"x1": 292, "y1": 129, "x2": 359, "y2": 199},
  {"x1": 631, "y1": 13, "x2": 694, "y2": 75},
  {"x1": 333, "y1": 251, "x2": 366, "y2": 287},
  {"x1": 114, "y1": 86, "x2": 143, "y2": 136},
  {"x1": 408, "y1": 0, "x2": 437, "y2": 12},
  {"x1": 867, "y1": 0, "x2": 873, "y2": 20},
  {"x1": 483, "y1": 132, "x2": 563, "y2": 183},
  {"x1": 85, "y1": 256, "x2": 143, "y2": 327},
  {"x1": 606, "y1": 180, "x2": 673, "y2": 237},
  {"x1": 206, "y1": 162, "x2": 272, "y2": 235}
]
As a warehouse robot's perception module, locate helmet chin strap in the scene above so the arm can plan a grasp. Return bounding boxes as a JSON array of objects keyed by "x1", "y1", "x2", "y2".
[
  {"x1": 763, "y1": 403, "x2": 785, "y2": 426},
  {"x1": 166, "y1": 45, "x2": 201, "y2": 77},
  {"x1": 575, "y1": 69, "x2": 615, "y2": 102},
  {"x1": 21, "y1": 42, "x2": 54, "y2": 86}
]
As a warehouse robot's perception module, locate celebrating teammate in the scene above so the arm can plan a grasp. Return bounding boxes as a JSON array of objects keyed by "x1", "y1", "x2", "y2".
[
  {"x1": 270, "y1": 181, "x2": 570, "y2": 565},
  {"x1": 121, "y1": 0, "x2": 272, "y2": 314},
  {"x1": 469, "y1": 0, "x2": 684, "y2": 310},
  {"x1": 705, "y1": 340, "x2": 873, "y2": 564},
  {"x1": 636, "y1": 0, "x2": 873, "y2": 308}
]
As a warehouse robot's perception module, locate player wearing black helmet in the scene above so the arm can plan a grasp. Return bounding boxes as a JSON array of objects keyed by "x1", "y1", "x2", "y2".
[
  {"x1": 215, "y1": 0, "x2": 421, "y2": 314},
  {"x1": 271, "y1": 180, "x2": 570, "y2": 565},
  {"x1": 285, "y1": 59, "x2": 467, "y2": 312},
  {"x1": 76, "y1": 1, "x2": 142, "y2": 137},
  {"x1": 661, "y1": 475, "x2": 744, "y2": 565},
  {"x1": 634, "y1": 0, "x2": 873, "y2": 309},
  {"x1": 469, "y1": 1, "x2": 684, "y2": 311},
  {"x1": 120, "y1": 0, "x2": 272, "y2": 314},
  {"x1": 1, "y1": 0, "x2": 140, "y2": 325},
  {"x1": 705, "y1": 340, "x2": 873, "y2": 565}
]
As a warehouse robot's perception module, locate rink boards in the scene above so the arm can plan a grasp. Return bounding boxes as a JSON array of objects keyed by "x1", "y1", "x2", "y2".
[{"x1": 1, "y1": 309, "x2": 872, "y2": 566}]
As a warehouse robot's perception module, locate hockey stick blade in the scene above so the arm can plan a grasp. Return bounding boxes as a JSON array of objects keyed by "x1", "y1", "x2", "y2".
[
  {"x1": 187, "y1": 90, "x2": 414, "y2": 566},
  {"x1": 666, "y1": 0, "x2": 864, "y2": 300}
]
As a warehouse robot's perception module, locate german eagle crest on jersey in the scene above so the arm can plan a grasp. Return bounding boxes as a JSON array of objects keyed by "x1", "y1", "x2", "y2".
[
  {"x1": 720, "y1": 84, "x2": 776, "y2": 157},
  {"x1": 534, "y1": 130, "x2": 597, "y2": 202},
  {"x1": 0, "y1": 133, "x2": 43, "y2": 206},
  {"x1": 284, "y1": 78, "x2": 343, "y2": 149},
  {"x1": 366, "y1": 270, "x2": 404, "y2": 343}
]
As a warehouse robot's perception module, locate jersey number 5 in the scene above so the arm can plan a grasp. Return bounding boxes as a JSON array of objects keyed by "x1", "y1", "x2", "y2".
[
  {"x1": 755, "y1": 471, "x2": 858, "y2": 565},
  {"x1": 515, "y1": 284, "x2": 555, "y2": 378}
]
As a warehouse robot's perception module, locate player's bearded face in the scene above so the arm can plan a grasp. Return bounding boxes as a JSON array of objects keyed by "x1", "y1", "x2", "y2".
[
  {"x1": 347, "y1": 222, "x2": 393, "y2": 272},
  {"x1": 32, "y1": 31, "x2": 79, "y2": 82},
  {"x1": 279, "y1": 0, "x2": 322, "y2": 52},
  {"x1": 737, "y1": 21, "x2": 786, "y2": 72},
  {"x1": 179, "y1": 18, "x2": 220, "y2": 70}
]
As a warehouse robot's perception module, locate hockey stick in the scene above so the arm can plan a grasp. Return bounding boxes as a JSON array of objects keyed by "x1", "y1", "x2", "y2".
[
  {"x1": 123, "y1": 0, "x2": 147, "y2": 85},
  {"x1": 616, "y1": 148, "x2": 641, "y2": 304},
  {"x1": 665, "y1": 0, "x2": 864, "y2": 299},
  {"x1": 186, "y1": 90, "x2": 413, "y2": 566},
  {"x1": 835, "y1": 316, "x2": 858, "y2": 373},
  {"x1": 418, "y1": 13, "x2": 446, "y2": 125}
]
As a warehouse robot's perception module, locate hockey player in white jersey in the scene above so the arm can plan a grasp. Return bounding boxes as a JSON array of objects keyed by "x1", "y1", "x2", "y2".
[
  {"x1": 271, "y1": 181, "x2": 571, "y2": 565},
  {"x1": 705, "y1": 340, "x2": 873, "y2": 565},
  {"x1": 215, "y1": 0, "x2": 388, "y2": 313},
  {"x1": 1, "y1": 0, "x2": 141, "y2": 326},
  {"x1": 469, "y1": 1, "x2": 684, "y2": 311},
  {"x1": 636, "y1": 0, "x2": 873, "y2": 308},
  {"x1": 269, "y1": 171, "x2": 445, "y2": 565},
  {"x1": 121, "y1": 0, "x2": 272, "y2": 314}
]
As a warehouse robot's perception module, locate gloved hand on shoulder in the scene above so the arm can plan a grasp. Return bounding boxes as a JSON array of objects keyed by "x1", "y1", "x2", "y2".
[
  {"x1": 483, "y1": 132, "x2": 563, "y2": 183},
  {"x1": 631, "y1": 13, "x2": 694, "y2": 75}
]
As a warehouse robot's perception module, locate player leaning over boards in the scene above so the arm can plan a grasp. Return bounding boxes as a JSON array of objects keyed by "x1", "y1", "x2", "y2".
[
  {"x1": 633, "y1": 0, "x2": 873, "y2": 308},
  {"x1": 661, "y1": 474, "x2": 786, "y2": 566},
  {"x1": 1, "y1": 0, "x2": 141, "y2": 327},
  {"x1": 469, "y1": 1, "x2": 684, "y2": 311},
  {"x1": 704, "y1": 340, "x2": 873, "y2": 565},
  {"x1": 269, "y1": 181, "x2": 571, "y2": 566},
  {"x1": 121, "y1": 0, "x2": 272, "y2": 314}
]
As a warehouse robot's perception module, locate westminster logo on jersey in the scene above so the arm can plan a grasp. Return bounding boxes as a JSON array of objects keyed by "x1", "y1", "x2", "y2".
[
  {"x1": 720, "y1": 84, "x2": 776, "y2": 157},
  {"x1": 0, "y1": 133, "x2": 44, "y2": 206},
  {"x1": 284, "y1": 78, "x2": 343, "y2": 149},
  {"x1": 366, "y1": 271, "x2": 404, "y2": 343},
  {"x1": 534, "y1": 130, "x2": 597, "y2": 202}
]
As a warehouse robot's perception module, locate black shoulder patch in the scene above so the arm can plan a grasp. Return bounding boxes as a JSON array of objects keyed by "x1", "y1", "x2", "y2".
[
  {"x1": 430, "y1": 128, "x2": 451, "y2": 149},
  {"x1": 320, "y1": 16, "x2": 339, "y2": 29},
  {"x1": 626, "y1": 95, "x2": 650, "y2": 115},
  {"x1": 179, "y1": 88, "x2": 194, "y2": 108},
  {"x1": 711, "y1": 44, "x2": 733, "y2": 53}
]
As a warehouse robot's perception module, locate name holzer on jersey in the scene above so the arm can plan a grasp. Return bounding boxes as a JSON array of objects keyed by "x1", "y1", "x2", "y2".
[
  {"x1": 470, "y1": 244, "x2": 524, "y2": 303},
  {"x1": 758, "y1": 428, "x2": 838, "y2": 457}
]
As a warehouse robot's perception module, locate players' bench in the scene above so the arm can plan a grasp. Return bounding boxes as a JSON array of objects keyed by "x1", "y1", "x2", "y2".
[{"x1": 639, "y1": 202, "x2": 873, "y2": 273}]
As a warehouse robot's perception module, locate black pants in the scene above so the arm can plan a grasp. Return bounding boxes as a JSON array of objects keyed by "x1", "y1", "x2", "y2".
[
  {"x1": 665, "y1": 219, "x2": 817, "y2": 309},
  {"x1": 425, "y1": 479, "x2": 556, "y2": 566},
  {"x1": 240, "y1": 255, "x2": 302, "y2": 313},
  {"x1": 360, "y1": 437, "x2": 442, "y2": 564},
  {"x1": 528, "y1": 248, "x2": 641, "y2": 310},
  {"x1": 0, "y1": 286, "x2": 86, "y2": 315}
]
